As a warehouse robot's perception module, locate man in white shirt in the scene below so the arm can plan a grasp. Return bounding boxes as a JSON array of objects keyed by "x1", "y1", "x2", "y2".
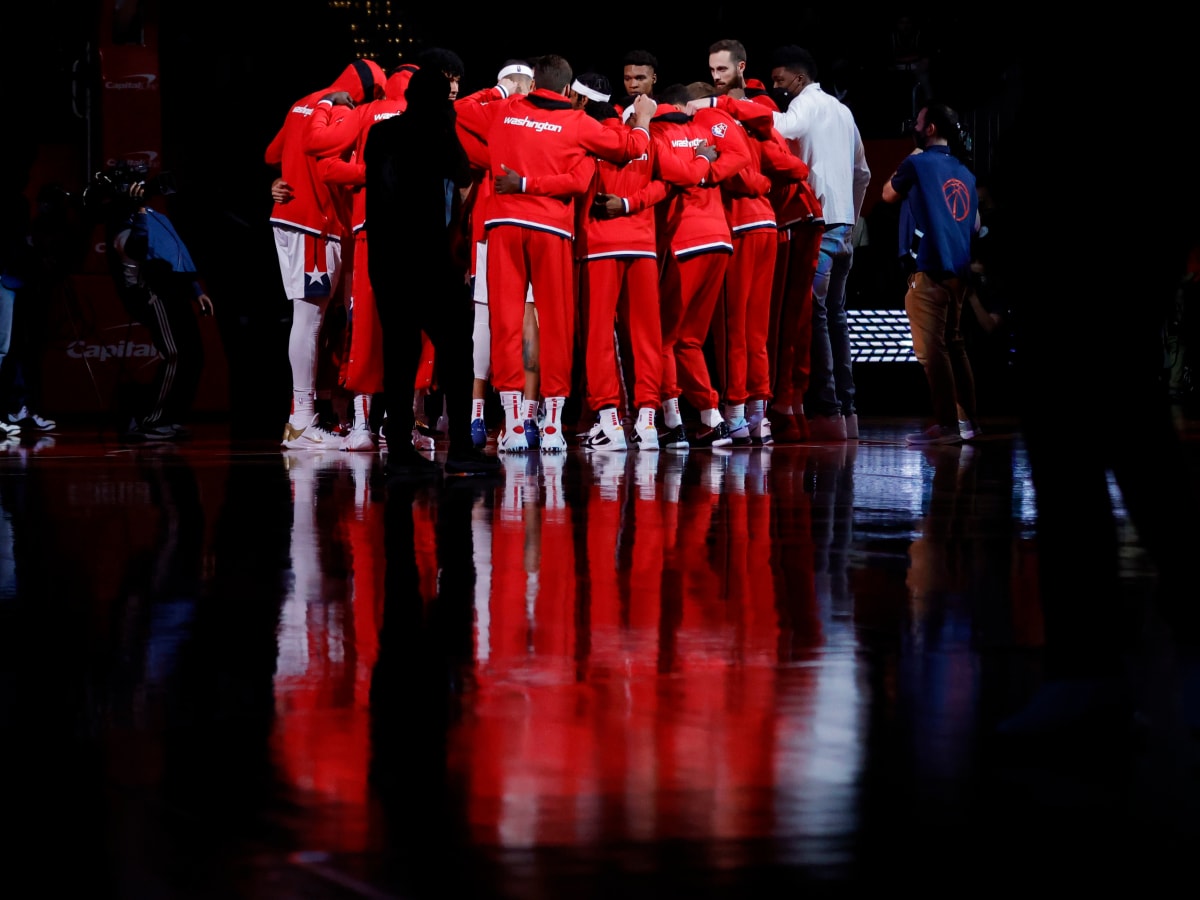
[{"x1": 767, "y1": 45, "x2": 870, "y2": 440}]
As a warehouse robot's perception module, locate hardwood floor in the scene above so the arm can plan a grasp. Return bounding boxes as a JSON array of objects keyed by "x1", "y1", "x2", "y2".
[{"x1": 1, "y1": 413, "x2": 1197, "y2": 896}]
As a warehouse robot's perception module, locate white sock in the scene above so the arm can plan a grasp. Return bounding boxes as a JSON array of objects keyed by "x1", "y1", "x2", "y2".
[
  {"x1": 472, "y1": 302, "x2": 491, "y2": 381},
  {"x1": 543, "y1": 396, "x2": 565, "y2": 429},
  {"x1": 746, "y1": 399, "x2": 765, "y2": 421},
  {"x1": 523, "y1": 398, "x2": 539, "y2": 423},
  {"x1": 663, "y1": 397, "x2": 682, "y2": 428},
  {"x1": 353, "y1": 393, "x2": 371, "y2": 430},
  {"x1": 725, "y1": 403, "x2": 745, "y2": 423},
  {"x1": 601, "y1": 406, "x2": 620, "y2": 429},
  {"x1": 288, "y1": 296, "x2": 326, "y2": 424},
  {"x1": 702, "y1": 407, "x2": 723, "y2": 428},
  {"x1": 471, "y1": 398, "x2": 485, "y2": 421},
  {"x1": 500, "y1": 391, "x2": 523, "y2": 430},
  {"x1": 637, "y1": 407, "x2": 656, "y2": 429},
  {"x1": 291, "y1": 391, "x2": 315, "y2": 426}
]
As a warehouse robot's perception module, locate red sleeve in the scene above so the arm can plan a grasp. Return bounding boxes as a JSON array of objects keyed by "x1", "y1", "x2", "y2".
[
  {"x1": 303, "y1": 102, "x2": 363, "y2": 157},
  {"x1": 316, "y1": 156, "x2": 365, "y2": 189},
  {"x1": 577, "y1": 116, "x2": 650, "y2": 165},
  {"x1": 624, "y1": 177, "x2": 672, "y2": 213},
  {"x1": 701, "y1": 110, "x2": 753, "y2": 185},
  {"x1": 794, "y1": 180, "x2": 823, "y2": 220},
  {"x1": 720, "y1": 135, "x2": 772, "y2": 196},
  {"x1": 523, "y1": 162, "x2": 595, "y2": 200},
  {"x1": 760, "y1": 132, "x2": 809, "y2": 183},
  {"x1": 652, "y1": 135, "x2": 712, "y2": 187},
  {"x1": 454, "y1": 86, "x2": 507, "y2": 164},
  {"x1": 715, "y1": 95, "x2": 775, "y2": 140},
  {"x1": 722, "y1": 166, "x2": 772, "y2": 197}
]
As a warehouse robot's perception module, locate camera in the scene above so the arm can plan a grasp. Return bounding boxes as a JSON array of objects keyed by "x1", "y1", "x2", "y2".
[{"x1": 82, "y1": 161, "x2": 177, "y2": 210}]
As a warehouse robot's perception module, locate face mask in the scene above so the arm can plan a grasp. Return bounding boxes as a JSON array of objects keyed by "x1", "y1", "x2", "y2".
[{"x1": 769, "y1": 86, "x2": 792, "y2": 108}]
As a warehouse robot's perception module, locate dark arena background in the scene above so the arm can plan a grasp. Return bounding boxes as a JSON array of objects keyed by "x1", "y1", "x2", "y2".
[{"x1": 3, "y1": 6, "x2": 1200, "y2": 898}]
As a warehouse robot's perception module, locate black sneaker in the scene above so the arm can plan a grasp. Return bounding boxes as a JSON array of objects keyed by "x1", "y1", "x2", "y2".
[
  {"x1": 692, "y1": 421, "x2": 733, "y2": 448},
  {"x1": 445, "y1": 447, "x2": 502, "y2": 477},
  {"x1": 661, "y1": 423, "x2": 689, "y2": 450},
  {"x1": 386, "y1": 446, "x2": 442, "y2": 480},
  {"x1": 123, "y1": 419, "x2": 178, "y2": 442}
]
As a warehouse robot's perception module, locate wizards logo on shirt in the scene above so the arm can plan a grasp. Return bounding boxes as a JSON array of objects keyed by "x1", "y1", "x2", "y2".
[
  {"x1": 304, "y1": 235, "x2": 332, "y2": 297},
  {"x1": 941, "y1": 178, "x2": 972, "y2": 222}
]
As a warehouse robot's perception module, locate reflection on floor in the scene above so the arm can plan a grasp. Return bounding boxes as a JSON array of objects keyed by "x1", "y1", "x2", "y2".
[{"x1": 2, "y1": 416, "x2": 1198, "y2": 897}]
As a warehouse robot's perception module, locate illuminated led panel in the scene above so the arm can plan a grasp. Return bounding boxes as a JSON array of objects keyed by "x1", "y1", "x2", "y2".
[{"x1": 849, "y1": 310, "x2": 916, "y2": 363}]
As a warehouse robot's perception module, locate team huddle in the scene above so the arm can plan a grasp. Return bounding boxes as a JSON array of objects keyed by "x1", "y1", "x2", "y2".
[{"x1": 265, "y1": 40, "x2": 879, "y2": 476}]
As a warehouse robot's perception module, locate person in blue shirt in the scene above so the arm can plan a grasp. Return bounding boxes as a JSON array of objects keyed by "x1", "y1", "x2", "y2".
[{"x1": 881, "y1": 101, "x2": 981, "y2": 446}]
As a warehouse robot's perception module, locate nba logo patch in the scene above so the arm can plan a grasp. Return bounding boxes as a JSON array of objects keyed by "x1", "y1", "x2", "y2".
[{"x1": 304, "y1": 235, "x2": 332, "y2": 297}]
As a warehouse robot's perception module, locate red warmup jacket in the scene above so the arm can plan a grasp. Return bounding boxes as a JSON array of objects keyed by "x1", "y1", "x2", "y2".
[
  {"x1": 575, "y1": 116, "x2": 669, "y2": 261},
  {"x1": 706, "y1": 94, "x2": 823, "y2": 227},
  {"x1": 720, "y1": 122, "x2": 777, "y2": 236},
  {"x1": 456, "y1": 84, "x2": 509, "y2": 275},
  {"x1": 303, "y1": 65, "x2": 417, "y2": 234},
  {"x1": 456, "y1": 84, "x2": 602, "y2": 273},
  {"x1": 265, "y1": 59, "x2": 386, "y2": 238},
  {"x1": 455, "y1": 88, "x2": 652, "y2": 239},
  {"x1": 650, "y1": 104, "x2": 751, "y2": 259}
]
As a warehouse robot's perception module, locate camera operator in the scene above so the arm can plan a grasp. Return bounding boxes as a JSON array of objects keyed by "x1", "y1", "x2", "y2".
[
  {"x1": 101, "y1": 174, "x2": 214, "y2": 441},
  {"x1": 880, "y1": 101, "x2": 981, "y2": 446}
]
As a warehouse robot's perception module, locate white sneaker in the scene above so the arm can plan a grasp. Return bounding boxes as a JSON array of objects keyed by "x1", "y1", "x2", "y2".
[
  {"x1": 726, "y1": 416, "x2": 752, "y2": 446},
  {"x1": 342, "y1": 427, "x2": 378, "y2": 452},
  {"x1": 905, "y1": 424, "x2": 962, "y2": 446},
  {"x1": 282, "y1": 415, "x2": 342, "y2": 451},
  {"x1": 749, "y1": 414, "x2": 773, "y2": 446},
  {"x1": 498, "y1": 422, "x2": 531, "y2": 453},
  {"x1": 581, "y1": 418, "x2": 627, "y2": 451},
  {"x1": 9, "y1": 406, "x2": 55, "y2": 430},
  {"x1": 539, "y1": 420, "x2": 567, "y2": 453},
  {"x1": 0, "y1": 421, "x2": 21, "y2": 438},
  {"x1": 630, "y1": 419, "x2": 659, "y2": 450}
]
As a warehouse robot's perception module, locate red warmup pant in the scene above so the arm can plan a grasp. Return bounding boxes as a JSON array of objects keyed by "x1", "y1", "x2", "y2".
[
  {"x1": 659, "y1": 250, "x2": 728, "y2": 411},
  {"x1": 342, "y1": 232, "x2": 386, "y2": 394},
  {"x1": 770, "y1": 224, "x2": 822, "y2": 409},
  {"x1": 486, "y1": 225, "x2": 575, "y2": 398},
  {"x1": 581, "y1": 256, "x2": 663, "y2": 411},
  {"x1": 722, "y1": 229, "x2": 778, "y2": 405}
]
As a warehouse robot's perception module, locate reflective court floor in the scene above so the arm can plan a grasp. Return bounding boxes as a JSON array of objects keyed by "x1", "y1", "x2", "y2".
[{"x1": 2, "y1": 415, "x2": 1199, "y2": 897}]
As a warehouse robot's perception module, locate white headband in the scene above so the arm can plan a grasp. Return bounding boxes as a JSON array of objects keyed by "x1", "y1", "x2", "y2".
[
  {"x1": 497, "y1": 64, "x2": 533, "y2": 80},
  {"x1": 571, "y1": 80, "x2": 610, "y2": 102}
]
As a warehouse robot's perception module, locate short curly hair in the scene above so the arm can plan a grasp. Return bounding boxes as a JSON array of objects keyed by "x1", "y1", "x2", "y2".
[{"x1": 622, "y1": 49, "x2": 658, "y2": 71}]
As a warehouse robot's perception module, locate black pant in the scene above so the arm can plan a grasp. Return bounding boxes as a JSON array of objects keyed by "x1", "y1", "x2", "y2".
[
  {"x1": 120, "y1": 278, "x2": 204, "y2": 426},
  {"x1": 371, "y1": 263, "x2": 474, "y2": 455}
]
